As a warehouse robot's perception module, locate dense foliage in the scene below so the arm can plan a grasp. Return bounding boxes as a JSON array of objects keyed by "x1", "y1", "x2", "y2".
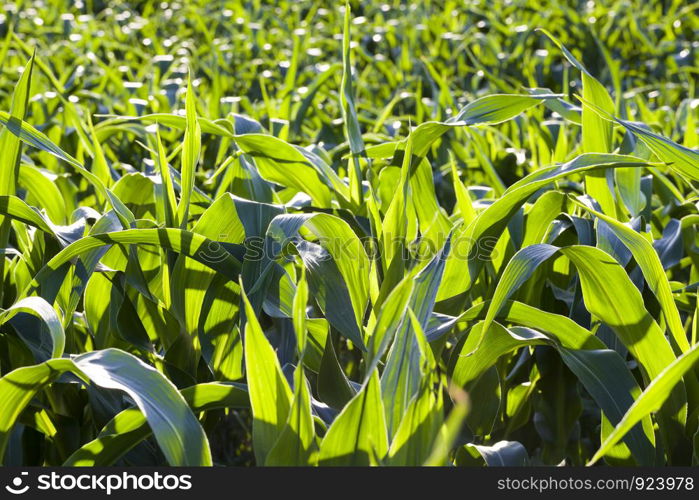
[{"x1": 0, "y1": 0, "x2": 698, "y2": 466}]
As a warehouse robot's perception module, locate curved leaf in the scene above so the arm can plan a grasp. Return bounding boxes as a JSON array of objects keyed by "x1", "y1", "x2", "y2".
[
  {"x1": 64, "y1": 382, "x2": 248, "y2": 466},
  {"x1": 590, "y1": 342, "x2": 699, "y2": 465},
  {"x1": 438, "y1": 154, "x2": 651, "y2": 301},
  {"x1": 0, "y1": 349, "x2": 211, "y2": 466},
  {"x1": 0, "y1": 296, "x2": 65, "y2": 359},
  {"x1": 318, "y1": 370, "x2": 388, "y2": 466}
]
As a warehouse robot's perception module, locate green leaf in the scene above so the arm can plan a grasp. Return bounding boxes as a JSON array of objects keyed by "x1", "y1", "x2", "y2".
[
  {"x1": 387, "y1": 381, "x2": 442, "y2": 466},
  {"x1": 241, "y1": 282, "x2": 293, "y2": 465},
  {"x1": 0, "y1": 53, "x2": 33, "y2": 199},
  {"x1": 0, "y1": 296, "x2": 65, "y2": 359},
  {"x1": 450, "y1": 156, "x2": 477, "y2": 224},
  {"x1": 318, "y1": 331, "x2": 356, "y2": 409},
  {"x1": 0, "y1": 195, "x2": 63, "y2": 240},
  {"x1": 478, "y1": 244, "x2": 681, "y2": 393},
  {"x1": 0, "y1": 358, "x2": 77, "y2": 463},
  {"x1": 0, "y1": 53, "x2": 34, "y2": 306},
  {"x1": 366, "y1": 276, "x2": 414, "y2": 369},
  {"x1": 74, "y1": 349, "x2": 212, "y2": 466},
  {"x1": 451, "y1": 321, "x2": 656, "y2": 465},
  {"x1": 64, "y1": 382, "x2": 248, "y2": 466},
  {"x1": 293, "y1": 268, "x2": 309, "y2": 357},
  {"x1": 26, "y1": 228, "x2": 243, "y2": 301},
  {"x1": 149, "y1": 127, "x2": 177, "y2": 228},
  {"x1": 423, "y1": 389, "x2": 469, "y2": 466},
  {"x1": 0, "y1": 111, "x2": 135, "y2": 227},
  {"x1": 617, "y1": 118, "x2": 699, "y2": 182},
  {"x1": 233, "y1": 134, "x2": 335, "y2": 207},
  {"x1": 464, "y1": 441, "x2": 529, "y2": 466},
  {"x1": 573, "y1": 199, "x2": 689, "y2": 353},
  {"x1": 318, "y1": 369, "x2": 388, "y2": 466},
  {"x1": 558, "y1": 347, "x2": 656, "y2": 465},
  {"x1": 265, "y1": 364, "x2": 318, "y2": 465},
  {"x1": 589, "y1": 341, "x2": 699, "y2": 465},
  {"x1": 176, "y1": 74, "x2": 201, "y2": 228},
  {"x1": 381, "y1": 237, "x2": 450, "y2": 435},
  {"x1": 438, "y1": 154, "x2": 651, "y2": 301},
  {"x1": 539, "y1": 29, "x2": 617, "y2": 214},
  {"x1": 452, "y1": 94, "x2": 560, "y2": 126},
  {"x1": 18, "y1": 165, "x2": 66, "y2": 225},
  {"x1": 266, "y1": 213, "x2": 369, "y2": 349},
  {"x1": 169, "y1": 194, "x2": 275, "y2": 336},
  {"x1": 341, "y1": 3, "x2": 365, "y2": 206},
  {"x1": 0, "y1": 349, "x2": 211, "y2": 466},
  {"x1": 406, "y1": 94, "x2": 559, "y2": 160}
]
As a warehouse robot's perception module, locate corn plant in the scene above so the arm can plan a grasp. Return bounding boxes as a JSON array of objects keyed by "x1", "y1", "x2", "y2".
[{"x1": 0, "y1": 0, "x2": 697, "y2": 466}]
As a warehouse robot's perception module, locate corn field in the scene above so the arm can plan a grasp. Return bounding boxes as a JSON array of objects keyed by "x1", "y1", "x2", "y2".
[{"x1": 0, "y1": 0, "x2": 698, "y2": 467}]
